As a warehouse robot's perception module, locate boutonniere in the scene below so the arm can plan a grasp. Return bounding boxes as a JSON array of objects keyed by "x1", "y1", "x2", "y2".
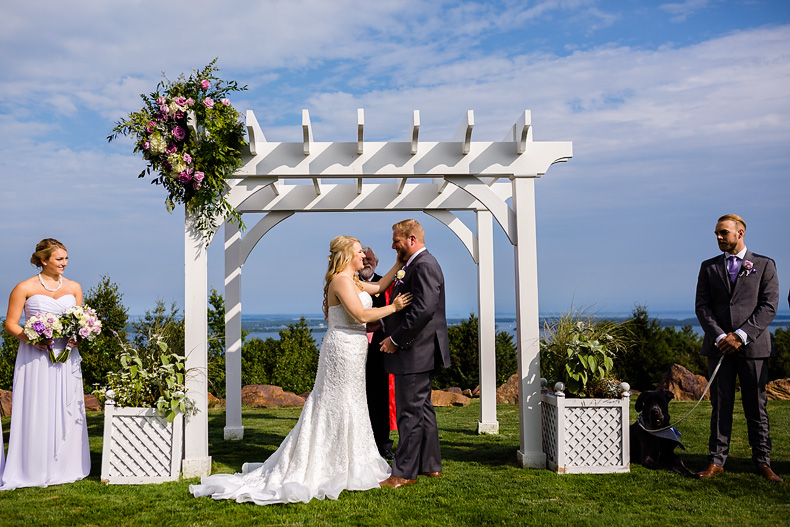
[
  {"x1": 394, "y1": 268, "x2": 406, "y2": 285},
  {"x1": 739, "y1": 260, "x2": 757, "y2": 277}
]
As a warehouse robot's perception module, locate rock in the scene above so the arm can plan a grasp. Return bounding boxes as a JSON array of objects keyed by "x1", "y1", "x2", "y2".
[
  {"x1": 207, "y1": 392, "x2": 225, "y2": 408},
  {"x1": 84, "y1": 394, "x2": 101, "y2": 412},
  {"x1": 431, "y1": 390, "x2": 470, "y2": 407},
  {"x1": 241, "y1": 385, "x2": 305, "y2": 408},
  {"x1": 471, "y1": 385, "x2": 480, "y2": 398},
  {"x1": 656, "y1": 364, "x2": 709, "y2": 401},
  {"x1": 496, "y1": 374, "x2": 519, "y2": 404},
  {"x1": 462, "y1": 388, "x2": 473, "y2": 398},
  {"x1": 767, "y1": 378, "x2": 790, "y2": 400},
  {"x1": 0, "y1": 389, "x2": 12, "y2": 417},
  {"x1": 442, "y1": 387, "x2": 463, "y2": 394}
]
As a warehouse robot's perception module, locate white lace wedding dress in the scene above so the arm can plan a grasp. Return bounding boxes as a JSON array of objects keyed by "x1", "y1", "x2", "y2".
[{"x1": 190, "y1": 291, "x2": 391, "y2": 505}]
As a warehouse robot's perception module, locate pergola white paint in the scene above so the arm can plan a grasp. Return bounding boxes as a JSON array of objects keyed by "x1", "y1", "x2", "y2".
[{"x1": 181, "y1": 109, "x2": 572, "y2": 478}]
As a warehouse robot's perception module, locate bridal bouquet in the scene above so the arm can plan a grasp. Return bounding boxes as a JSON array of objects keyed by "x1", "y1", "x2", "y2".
[
  {"x1": 108, "y1": 58, "x2": 248, "y2": 244},
  {"x1": 58, "y1": 305, "x2": 103, "y2": 362},
  {"x1": 23, "y1": 313, "x2": 63, "y2": 363}
]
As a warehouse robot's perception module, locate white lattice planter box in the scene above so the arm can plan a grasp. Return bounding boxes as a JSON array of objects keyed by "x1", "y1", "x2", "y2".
[
  {"x1": 101, "y1": 401, "x2": 184, "y2": 484},
  {"x1": 541, "y1": 381, "x2": 630, "y2": 474}
]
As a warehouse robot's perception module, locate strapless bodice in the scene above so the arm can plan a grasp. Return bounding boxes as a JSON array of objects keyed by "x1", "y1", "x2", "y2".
[
  {"x1": 327, "y1": 291, "x2": 371, "y2": 331},
  {"x1": 24, "y1": 294, "x2": 76, "y2": 319}
]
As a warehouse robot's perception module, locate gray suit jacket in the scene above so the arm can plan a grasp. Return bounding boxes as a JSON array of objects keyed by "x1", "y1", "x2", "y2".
[
  {"x1": 383, "y1": 250, "x2": 451, "y2": 374},
  {"x1": 695, "y1": 250, "x2": 779, "y2": 359}
]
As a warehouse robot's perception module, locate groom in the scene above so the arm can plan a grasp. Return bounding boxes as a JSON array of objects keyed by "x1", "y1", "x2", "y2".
[{"x1": 379, "y1": 219, "x2": 450, "y2": 489}]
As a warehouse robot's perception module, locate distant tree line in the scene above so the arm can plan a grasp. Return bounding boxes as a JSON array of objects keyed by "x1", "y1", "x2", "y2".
[{"x1": 1, "y1": 278, "x2": 789, "y2": 395}]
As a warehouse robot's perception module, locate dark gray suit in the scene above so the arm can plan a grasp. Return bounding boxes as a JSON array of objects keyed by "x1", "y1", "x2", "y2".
[
  {"x1": 383, "y1": 249, "x2": 450, "y2": 479},
  {"x1": 695, "y1": 250, "x2": 779, "y2": 467}
]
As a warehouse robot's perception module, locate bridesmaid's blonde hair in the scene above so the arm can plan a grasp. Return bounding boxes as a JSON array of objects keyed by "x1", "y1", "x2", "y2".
[
  {"x1": 30, "y1": 238, "x2": 67, "y2": 268},
  {"x1": 323, "y1": 235, "x2": 363, "y2": 319}
]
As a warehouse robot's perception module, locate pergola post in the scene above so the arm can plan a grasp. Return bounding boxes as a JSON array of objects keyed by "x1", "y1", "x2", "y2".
[
  {"x1": 224, "y1": 221, "x2": 244, "y2": 440},
  {"x1": 182, "y1": 213, "x2": 212, "y2": 478},
  {"x1": 511, "y1": 176, "x2": 546, "y2": 468},
  {"x1": 476, "y1": 210, "x2": 499, "y2": 434}
]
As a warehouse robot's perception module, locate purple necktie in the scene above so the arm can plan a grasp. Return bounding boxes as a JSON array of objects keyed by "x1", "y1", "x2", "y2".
[{"x1": 727, "y1": 256, "x2": 738, "y2": 283}]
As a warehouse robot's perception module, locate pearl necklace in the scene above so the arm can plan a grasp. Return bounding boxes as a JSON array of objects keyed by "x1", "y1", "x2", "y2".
[{"x1": 38, "y1": 273, "x2": 63, "y2": 292}]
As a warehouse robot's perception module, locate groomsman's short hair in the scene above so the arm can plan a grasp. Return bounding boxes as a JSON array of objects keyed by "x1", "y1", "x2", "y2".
[
  {"x1": 718, "y1": 214, "x2": 746, "y2": 231},
  {"x1": 393, "y1": 219, "x2": 425, "y2": 243}
]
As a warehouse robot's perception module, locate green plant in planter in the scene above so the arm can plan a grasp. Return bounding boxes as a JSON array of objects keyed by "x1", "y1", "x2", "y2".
[
  {"x1": 93, "y1": 333, "x2": 194, "y2": 422},
  {"x1": 540, "y1": 309, "x2": 630, "y2": 398}
]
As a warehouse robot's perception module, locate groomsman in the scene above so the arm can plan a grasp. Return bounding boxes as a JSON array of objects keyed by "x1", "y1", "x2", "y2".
[
  {"x1": 379, "y1": 219, "x2": 450, "y2": 489},
  {"x1": 694, "y1": 214, "x2": 782, "y2": 483},
  {"x1": 359, "y1": 246, "x2": 394, "y2": 460}
]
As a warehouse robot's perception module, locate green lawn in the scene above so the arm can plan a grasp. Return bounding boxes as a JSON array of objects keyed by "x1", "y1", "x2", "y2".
[{"x1": 0, "y1": 398, "x2": 788, "y2": 526}]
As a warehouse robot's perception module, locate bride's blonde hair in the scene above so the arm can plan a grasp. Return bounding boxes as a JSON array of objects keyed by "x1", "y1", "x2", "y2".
[{"x1": 323, "y1": 235, "x2": 363, "y2": 319}]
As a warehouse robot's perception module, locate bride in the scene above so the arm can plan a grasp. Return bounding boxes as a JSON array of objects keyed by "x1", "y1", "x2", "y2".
[{"x1": 190, "y1": 235, "x2": 411, "y2": 505}]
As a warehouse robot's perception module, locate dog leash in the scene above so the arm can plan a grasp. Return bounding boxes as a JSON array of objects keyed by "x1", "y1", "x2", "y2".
[{"x1": 638, "y1": 354, "x2": 725, "y2": 434}]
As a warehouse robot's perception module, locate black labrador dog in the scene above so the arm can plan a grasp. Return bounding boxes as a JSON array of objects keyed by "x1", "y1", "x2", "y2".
[{"x1": 630, "y1": 390, "x2": 694, "y2": 477}]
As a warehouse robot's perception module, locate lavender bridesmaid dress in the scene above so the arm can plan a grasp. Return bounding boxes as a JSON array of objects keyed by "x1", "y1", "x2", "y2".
[{"x1": 0, "y1": 294, "x2": 90, "y2": 489}]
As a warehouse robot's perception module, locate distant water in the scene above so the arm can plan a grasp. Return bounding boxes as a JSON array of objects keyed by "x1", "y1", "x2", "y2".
[{"x1": 238, "y1": 312, "x2": 790, "y2": 342}]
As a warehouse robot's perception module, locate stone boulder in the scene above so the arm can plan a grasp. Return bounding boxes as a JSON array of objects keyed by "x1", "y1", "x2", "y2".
[
  {"x1": 0, "y1": 389, "x2": 11, "y2": 417},
  {"x1": 656, "y1": 363, "x2": 709, "y2": 401},
  {"x1": 431, "y1": 390, "x2": 470, "y2": 407},
  {"x1": 767, "y1": 378, "x2": 790, "y2": 400},
  {"x1": 496, "y1": 374, "x2": 519, "y2": 404},
  {"x1": 84, "y1": 394, "x2": 101, "y2": 412},
  {"x1": 241, "y1": 385, "x2": 305, "y2": 408},
  {"x1": 208, "y1": 392, "x2": 226, "y2": 408},
  {"x1": 442, "y1": 387, "x2": 463, "y2": 395}
]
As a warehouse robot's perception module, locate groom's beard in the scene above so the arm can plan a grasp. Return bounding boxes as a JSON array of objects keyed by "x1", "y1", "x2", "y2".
[{"x1": 359, "y1": 266, "x2": 375, "y2": 281}]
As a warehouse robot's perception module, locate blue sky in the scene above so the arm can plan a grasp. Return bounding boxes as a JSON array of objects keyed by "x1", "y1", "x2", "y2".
[{"x1": 1, "y1": 0, "x2": 789, "y2": 319}]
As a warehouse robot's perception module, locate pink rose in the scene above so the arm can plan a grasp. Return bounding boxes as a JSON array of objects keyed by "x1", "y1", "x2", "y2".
[
  {"x1": 221, "y1": 98, "x2": 230, "y2": 106},
  {"x1": 157, "y1": 96, "x2": 166, "y2": 105},
  {"x1": 183, "y1": 153, "x2": 192, "y2": 164},
  {"x1": 193, "y1": 180, "x2": 202, "y2": 190},
  {"x1": 178, "y1": 171, "x2": 192, "y2": 184},
  {"x1": 186, "y1": 97, "x2": 195, "y2": 106},
  {"x1": 201, "y1": 80, "x2": 211, "y2": 89},
  {"x1": 146, "y1": 121, "x2": 156, "y2": 133},
  {"x1": 79, "y1": 327, "x2": 91, "y2": 338},
  {"x1": 172, "y1": 126, "x2": 186, "y2": 140},
  {"x1": 203, "y1": 97, "x2": 214, "y2": 108},
  {"x1": 143, "y1": 141, "x2": 150, "y2": 150},
  {"x1": 166, "y1": 144, "x2": 178, "y2": 154},
  {"x1": 193, "y1": 171, "x2": 205, "y2": 182},
  {"x1": 174, "y1": 96, "x2": 187, "y2": 106}
]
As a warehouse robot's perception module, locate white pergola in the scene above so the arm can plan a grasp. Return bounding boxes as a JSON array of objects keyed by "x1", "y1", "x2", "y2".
[{"x1": 181, "y1": 108, "x2": 572, "y2": 478}]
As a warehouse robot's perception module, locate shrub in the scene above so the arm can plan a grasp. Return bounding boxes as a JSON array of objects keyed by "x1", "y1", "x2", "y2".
[
  {"x1": 433, "y1": 313, "x2": 518, "y2": 391},
  {"x1": 79, "y1": 275, "x2": 128, "y2": 392},
  {"x1": 0, "y1": 322, "x2": 18, "y2": 391},
  {"x1": 770, "y1": 326, "x2": 790, "y2": 381}
]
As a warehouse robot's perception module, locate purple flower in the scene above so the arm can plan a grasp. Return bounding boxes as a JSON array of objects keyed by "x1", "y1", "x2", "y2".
[
  {"x1": 178, "y1": 171, "x2": 192, "y2": 184},
  {"x1": 201, "y1": 80, "x2": 211, "y2": 89},
  {"x1": 166, "y1": 144, "x2": 178, "y2": 154},
  {"x1": 203, "y1": 97, "x2": 214, "y2": 108},
  {"x1": 143, "y1": 140, "x2": 150, "y2": 150},
  {"x1": 175, "y1": 110, "x2": 184, "y2": 119},
  {"x1": 146, "y1": 121, "x2": 156, "y2": 133},
  {"x1": 743, "y1": 260, "x2": 753, "y2": 270},
  {"x1": 157, "y1": 96, "x2": 166, "y2": 105},
  {"x1": 159, "y1": 104, "x2": 169, "y2": 115},
  {"x1": 186, "y1": 97, "x2": 195, "y2": 106},
  {"x1": 221, "y1": 98, "x2": 231, "y2": 106},
  {"x1": 32, "y1": 321, "x2": 46, "y2": 334},
  {"x1": 174, "y1": 96, "x2": 187, "y2": 106},
  {"x1": 183, "y1": 153, "x2": 192, "y2": 164},
  {"x1": 79, "y1": 327, "x2": 91, "y2": 338},
  {"x1": 193, "y1": 171, "x2": 205, "y2": 182},
  {"x1": 172, "y1": 126, "x2": 186, "y2": 140}
]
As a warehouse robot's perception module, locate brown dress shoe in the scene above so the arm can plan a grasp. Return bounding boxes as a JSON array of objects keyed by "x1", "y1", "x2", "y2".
[
  {"x1": 696, "y1": 464, "x2": 724, "y2": 478},
  {"x1": 420, "y1": 471, "x2": 441, "y2": 478},
  {"x1": 380, "y1": 475, "x2": 417, "y2": 488},
  {"x1": 757, "y1": 465, "x2": 783, "y2": 483}
]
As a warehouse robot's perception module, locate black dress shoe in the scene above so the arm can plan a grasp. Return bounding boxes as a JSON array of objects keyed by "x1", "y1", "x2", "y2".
[{"x1": 382, "y1": 449, "x2": 395, "y2": 461}]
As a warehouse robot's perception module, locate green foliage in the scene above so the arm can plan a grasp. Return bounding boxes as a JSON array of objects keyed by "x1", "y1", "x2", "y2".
[
  {"x1": 0, "y1": 321, "x2": 19, "y2": 391},
  {"x1": 207, "y1": 287, "x2": 226, "y2": 398},
  {"x1": 240, "y1": 318, "x2": 319, "y2": 395},
  {"x1": 433, "y1": 313, "x2": 518, "y2": 390},
  {"x1": 93, "y1": 335, "x2": 193, "y2": 422},
  {"x1": 132, "y1": 300, "x2": 185, "y2": 357},
  {"x1": 613, "y1": 305, "x2": 705, "y2": 391},
  {"x1": 540, "y1": 308, "x2": 629, "y2": 397},
  {"x1": 770, "y1": 326, "x2": 790, "y2": 380},
  {"x1": 78, "y1": 275, "x2": 128, "y2": 392}
]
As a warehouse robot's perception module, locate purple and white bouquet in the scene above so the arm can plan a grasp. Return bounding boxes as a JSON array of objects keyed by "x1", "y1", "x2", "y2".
[
  {"x1": 58, "y1": 305, "x2": 102, "y2": 362},
  {"x1": 23, "y1": 313, "x2": 63, "y2": 363}
]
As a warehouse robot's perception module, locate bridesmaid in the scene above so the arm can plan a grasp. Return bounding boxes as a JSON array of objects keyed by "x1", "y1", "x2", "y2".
[{"x1": 1, "y1": 239, "x2": 90, "y2": 489}]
